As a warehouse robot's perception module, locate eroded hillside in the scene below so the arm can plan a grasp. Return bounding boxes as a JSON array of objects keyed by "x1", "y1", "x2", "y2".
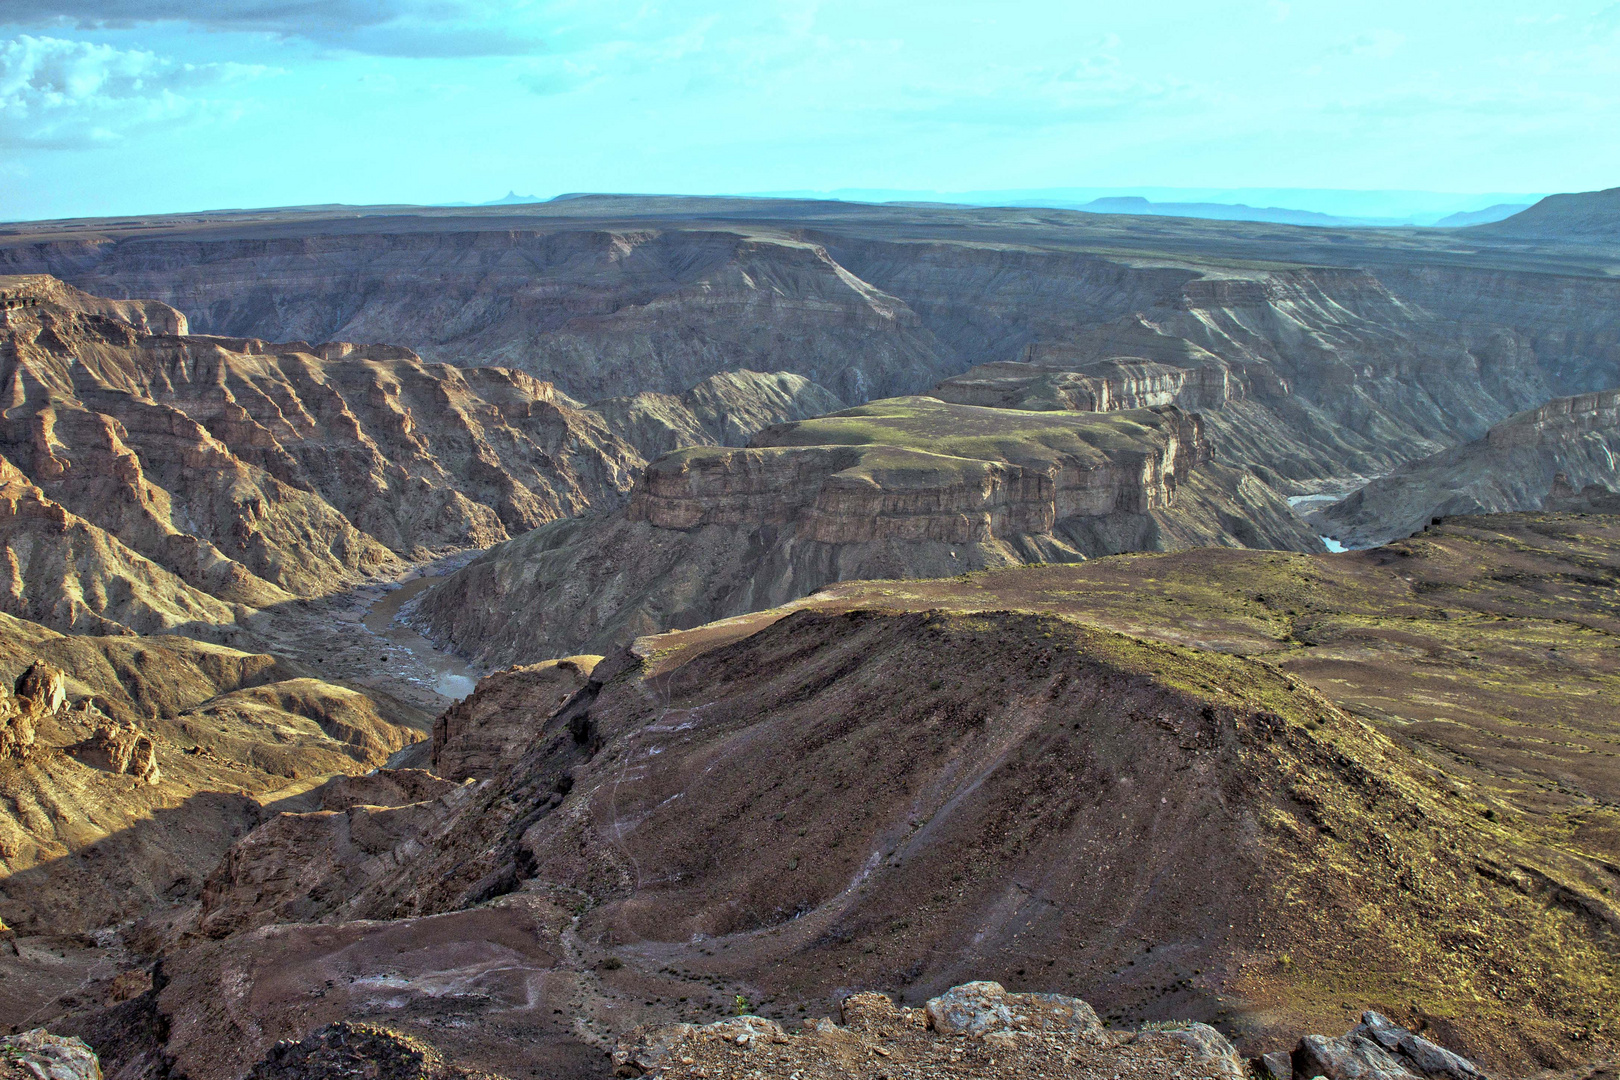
[
  {"x1": 0, "y1": 612, "x2": 425, "y2": 938},
  {"x1": 0, "y1": 274, "x2": 647, "y2": 636},
  {"x1": 48, "y1": 513, "x2": 1614, "y2": 1080}
]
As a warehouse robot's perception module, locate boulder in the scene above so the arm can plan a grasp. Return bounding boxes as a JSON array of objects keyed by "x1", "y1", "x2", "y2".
[
  {"x1": 1294, "y1": 1033, "x2": 1419, "y2": 1080},
  {"x1": 0, "y1": 1028, "x2": 103, "y2": 1080},
  {"x1": 1157, "y1": 1023, "x2": 1247, "y2": 1080},
  {"x1": 923, "y1": 980, "x2": 1105, "y2": 1038},
  {"x1": 612, "y1": 1024, "x2": 699, "y2": 1078},
  {"x1": 1256, "y1": 1049, "x2": 1295, "y2": 1080},
  {"x1": 70, "y1": 720, "x2": 161, "y2": 784},
  {"x1": 14, "y1": 661, "x2": 66, "y2": 714},
  {"x1": 1350, "y1": 1012, "x2": 1488, "y2": 1080},
  {"x1": 0, "y1": 698, "x2": 36, "y2": 759}
]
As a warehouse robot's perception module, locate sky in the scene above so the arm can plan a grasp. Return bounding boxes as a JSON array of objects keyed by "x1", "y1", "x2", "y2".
[{"x1": 1, "y1": 1, "x2": 1617, "y2": 221}]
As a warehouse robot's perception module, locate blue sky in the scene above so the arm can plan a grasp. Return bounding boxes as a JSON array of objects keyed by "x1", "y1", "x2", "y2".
[{"x1": 1, "y1": 1, "x2": 1617, "y2": 221}]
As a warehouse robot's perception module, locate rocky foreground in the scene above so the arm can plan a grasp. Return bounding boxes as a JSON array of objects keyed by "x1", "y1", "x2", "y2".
[
  {"x1": 0, "y1": 980, "x2": 1505, "y2": 1080},
  {"x1": 611, "y1": 984, "x2": 1491, "y2": 1080}
]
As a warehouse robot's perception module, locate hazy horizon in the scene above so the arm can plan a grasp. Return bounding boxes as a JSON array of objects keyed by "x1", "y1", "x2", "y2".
[{"x1": 1, "y1": 2, "x2": 1616, "y2": 221}]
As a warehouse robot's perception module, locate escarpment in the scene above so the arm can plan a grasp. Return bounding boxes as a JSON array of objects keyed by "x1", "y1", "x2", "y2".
[
  {"x1": 631, "y1": 402, "x2": 1207, "y2": 538},
  {"x1": 1312, "y1": 388, "x2": 1620, "y2": 547},
  {"x1": 412, "y1": 397, "x2": 1317, "y2": 668},
  {"x1": 9, "y1": 203, "x2": 1613, "y2": 483}
]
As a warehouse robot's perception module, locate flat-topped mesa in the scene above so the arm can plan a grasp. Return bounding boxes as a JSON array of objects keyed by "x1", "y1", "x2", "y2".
[{"x1": 625, "y1": 401, "x2": 1210, "y2": 545}]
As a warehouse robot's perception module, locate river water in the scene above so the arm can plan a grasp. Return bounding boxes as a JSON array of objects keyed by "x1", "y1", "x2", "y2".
[
  {"x1": 361, "y1": 569, "x2": 480, "y2": 701},
  {"x1": 1288, "y1": 490, "x2": 1356, "y2": 552},
  {"x1": 246, "y1": 551, "x2": 486, "y2": 721}
]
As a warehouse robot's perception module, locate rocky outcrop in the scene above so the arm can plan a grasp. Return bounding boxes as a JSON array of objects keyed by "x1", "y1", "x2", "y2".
[
  {"x1": 68, "y1": 717, "x2": 161, "y2": 784},
  {"x1": 933, "y1": 356, "x2": 1238, "y2": 414},
  {"x1": 921, "y1": 981, "x2": 1107, "y2": 1039},
  {"x1": 0, "y1": 659, "x2": 67, "y2": 758},
  {"x1": 413, "y1": 397, "x2": 1320, "y2": 667},
  {"x1": 0, "y1": 273, "x2": 185, "y2": 334},
  {"x1": 246, "y1": 1021, "x2": 504, "y2": 1080},
  {"x1": 1311, "y1": 389, "x2": 1620, "y2": 547},
  {"x1": 15, "y1": 659, "x2": 66, "y2": 713},
  {"x1": 430, "y1": 656, "x2": 601, "y2": 781},
  {"x1": 589, "y1": 370, "x2": 846, "y2": 459},
  {"x1": 0, "y1": 1028, "x2": 103, "y2": 1080},
  {"x1": 313, "y1": 768, "x2": 462, "y2": 811},
  {"x1": 613, "y1": 985, "x2": 1242, "y2": 1080},
  {"x1": 1285, "y1": 1012, "x2": 1488, "y2": 1080}
]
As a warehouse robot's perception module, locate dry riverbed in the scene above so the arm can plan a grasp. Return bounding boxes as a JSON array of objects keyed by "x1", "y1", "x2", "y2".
[{"x1": 241, "y1": 552, "x2": 486, "y2": 721}]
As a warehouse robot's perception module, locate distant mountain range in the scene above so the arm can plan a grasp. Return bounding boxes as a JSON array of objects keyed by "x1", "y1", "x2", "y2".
[
  {"x1": 745, "y1": 185, "x2": 1547, "y2": 228},
  {"x1": 1054, "y1": 195, "x2": 1531, "y2": 228},
  {"x1": 436, "y1": 184, "x2": 1620, "y2": 235}
]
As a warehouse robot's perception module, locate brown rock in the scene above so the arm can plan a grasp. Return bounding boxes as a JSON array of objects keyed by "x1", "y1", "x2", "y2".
[
  {"x1": 14, "y1": 660, "x2": 66, "y2": 713},
  {"x1": 70, "y1": 719, "x2": 161, "y2": 784},
  {"x1": 430, "y1": 656, "x2": 601, "y2": 780}
]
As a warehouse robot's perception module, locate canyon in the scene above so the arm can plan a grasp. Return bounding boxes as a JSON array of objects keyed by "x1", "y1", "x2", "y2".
[
  {"x1": 412, "y1": 396, "x2": 1316, "y2": 668},
  {"x1": 21, "y1": 513, "x2": 1615, "y2": 1079},
  {"x1": 1312, "y1": 389, "x2": 1620, "y2": 548},
  {"x1": 0, "y1": 193, "x2": 1619, "y2": 1078}
]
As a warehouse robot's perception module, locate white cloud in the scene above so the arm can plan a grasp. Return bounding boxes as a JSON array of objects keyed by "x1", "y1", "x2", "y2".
[
  {"x1": 0, "y1": 0, "x2": 548, "y2": 57},
  {"x1": 0, "y1": 34, "x2": 268, "y2": 148}
]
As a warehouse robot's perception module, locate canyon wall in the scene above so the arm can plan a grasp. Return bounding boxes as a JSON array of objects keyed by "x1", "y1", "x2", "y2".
[
  {"x1": 1312, "y1": 388, "x2": 1620, "y2": 547},
  {"x1": 9, "y1": 213, "x2": 1612, "y2": 494},
  {"x1": 411, "y1": 398, "x2": 1317, "y2": 668},
  {"x1": 0, "y1": 275, "x2": 644, "y2": 633}
]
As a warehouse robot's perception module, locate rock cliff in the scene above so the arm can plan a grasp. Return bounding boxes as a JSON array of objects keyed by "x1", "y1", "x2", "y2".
[
  {"x1": 7, "y1": 203, "x2": 1609, "y2": 494},
  {"x1": 2, "y1": 231, "x2": 948, "y2": 405},
  {"x1": 1311, "y1": 388, "x2": 1620, "y2": 547},
  {"x1": 413, "y1": 397, "x2": 1318, "y2": 668}
]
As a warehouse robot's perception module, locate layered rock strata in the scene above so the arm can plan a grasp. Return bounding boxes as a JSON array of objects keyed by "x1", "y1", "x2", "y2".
[
  {"x1": 1312, "y1": 388, "x2": 1620, "y2": 547},
  {"x1": 413, "y1": 397, "x2": 1319, "y2": 667},
  {"x1": 0, "y1": 275, "x2": 644, "y2": 633},
  {"x1": 7, "y1": 205, "x2": 1606, "y2": 498},
  {"x1": 589, "y1": 369, "x2": 846, "y2": 459}
]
